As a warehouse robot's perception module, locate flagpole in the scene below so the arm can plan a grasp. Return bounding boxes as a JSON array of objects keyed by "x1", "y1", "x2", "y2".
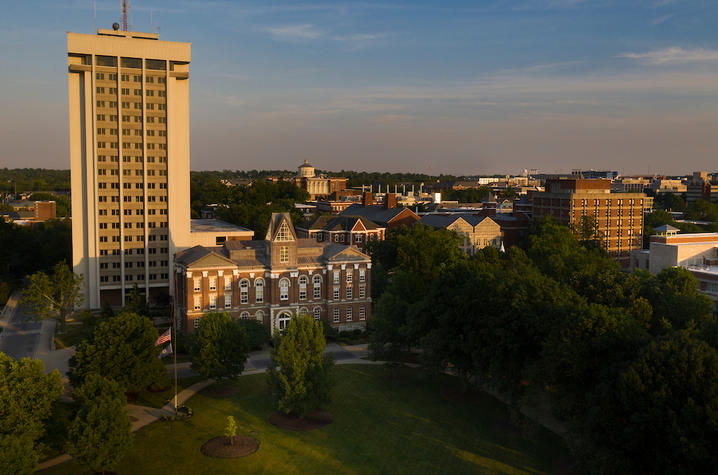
[{"x1": 172, "y1": 301, "x2": 178, "y2": 416}]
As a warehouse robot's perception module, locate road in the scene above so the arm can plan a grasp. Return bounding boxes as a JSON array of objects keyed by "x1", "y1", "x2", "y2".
[{"x1": 0, "y1": 300, "x2": 43, "y2": 360}]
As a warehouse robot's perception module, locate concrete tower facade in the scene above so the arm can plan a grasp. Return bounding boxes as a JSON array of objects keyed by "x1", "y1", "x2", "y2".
[{"x1": 68, "y1": 29, "x2": 191, "y2": 309}]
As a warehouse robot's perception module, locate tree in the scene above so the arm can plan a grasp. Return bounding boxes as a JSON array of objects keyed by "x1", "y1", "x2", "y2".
[
  {"x1": 190, "y1": 312, "x2": 249, "y2": 379},
  {"x1": 22, "y1": 261, "x2": 83, "y2": 331},
  {"x1": 0, "y1": 353, "x2": 63, "y2": 474},
  {"x1": 224, "y1": 416, "x2": 238, "y2": 445},
  {"x1": 267, "y1": 314, "x2": 334, "y2": 416},
  {"x1": 67, "y1": 374, "x2": 133, "y2": 474},
  {"x1": 69, "y1": 312, "x2": 168, "y2": 395},
  {"x1": 585, "y1": 330, "x2": 718, "y2": 473}
]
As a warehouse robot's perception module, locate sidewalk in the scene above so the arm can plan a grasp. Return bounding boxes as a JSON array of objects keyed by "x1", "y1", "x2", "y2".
[{"x1": 37, "y1": 347, "x2": 376, "y2": 472}]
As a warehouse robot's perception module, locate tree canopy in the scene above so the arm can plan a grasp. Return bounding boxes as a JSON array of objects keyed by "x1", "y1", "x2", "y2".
[
  {"x1": 0, "y1": 354, "x2": 63, "y2": 474},
  {"x1": 69, "y1": 312, "x2": 168, "y2": 394},
  {"x1": 190, "y1": 312, "x2": 250, "y2": 380},
  {"x1": 267, "y1": 314, "x2": 334, "y2": 417},
  {"x1": 22, "y1": 261, "x2": 83, "y2": 331},
  {"x1": 67, "y1": 374, "x2": 133, "y2": 473}
]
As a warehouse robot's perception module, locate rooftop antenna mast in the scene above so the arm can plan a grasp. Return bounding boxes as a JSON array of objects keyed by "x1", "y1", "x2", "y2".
[{"x1": 122, "y1": 0, "x2": 129, "y2": 31}]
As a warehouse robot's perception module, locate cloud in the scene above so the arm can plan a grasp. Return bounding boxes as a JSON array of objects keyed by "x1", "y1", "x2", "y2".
[
  {"x1": 620, "y1": 47, "x2": 718, "y2": 65},
  {"x1": 261, "y1": 24, "x2": 322, "y2": 41},
  {"x1": 651, "y1": 14, "x2": 674, "y2": 25}
]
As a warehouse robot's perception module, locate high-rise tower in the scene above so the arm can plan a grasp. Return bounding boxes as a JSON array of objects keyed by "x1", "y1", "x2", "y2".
[{"x1": 68, "y1": 28, "x2": 191, "y2": 308}]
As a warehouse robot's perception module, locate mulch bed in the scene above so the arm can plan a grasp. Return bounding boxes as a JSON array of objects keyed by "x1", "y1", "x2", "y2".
[
  {"x1": 268, "y1": 411, "x2": 333, "y2": 431},
  {"x1": 201, "y1": 436, "x2": 260, "y2": 458}
]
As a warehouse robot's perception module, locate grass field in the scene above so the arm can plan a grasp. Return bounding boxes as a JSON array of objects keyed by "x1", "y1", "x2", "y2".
[{"x1": 43, "y1": 364, "x2": 574, "y2": 474}]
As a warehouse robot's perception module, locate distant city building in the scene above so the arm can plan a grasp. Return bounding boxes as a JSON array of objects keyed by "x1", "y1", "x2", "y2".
[
  {"x1": 173, "y1": 213, "x2": 371, "y2": 333},
  {"x1": 295, "y1": 215, "x2": 385, "y2": 250},
  {"x1": 419, "y1": 214, "x2": 502, "y2": 255},
  {"x1": 315, "y1": 200, "x2": 355, "y2": 215},
  {"x1": 571, "y1": 170, "x2": 619, "y2": 180},
  {"x1": 611, "y1": 177, "x2": 650, "y2": 193},
  {"x1": 649, "y1": 178, "x2": 687, "y2": 194},
  {"x1": 294, "y1": 160, "x2": 347, "y2": 200},
  {"x1": 686, "y1": 171, "x2": 718, "y2": 204},
  {"x1": 531, "y1": 179, "x2": 652, "y2": 264},
  {"x1": 630, "y1": 226, "x2": 718, "y2": 310},
  {"x1": 2, "y1": 200, "x2": 56, "y2": 224}
]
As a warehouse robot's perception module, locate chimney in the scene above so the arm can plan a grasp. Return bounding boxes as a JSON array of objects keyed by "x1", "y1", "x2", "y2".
[
  {"x1": 362, "y1": 191, "x2": 373, "y2": 207},
  {"x1": 384, "y1": 193, "x2": 397, "y2": 209}
]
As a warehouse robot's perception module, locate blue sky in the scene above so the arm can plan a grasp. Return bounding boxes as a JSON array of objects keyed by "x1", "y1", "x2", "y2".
[{"x1": 1, "y1": 0, "x2": 718, "y2": 174}]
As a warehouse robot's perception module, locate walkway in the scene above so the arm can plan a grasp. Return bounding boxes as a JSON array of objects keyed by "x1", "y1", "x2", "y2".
[{"x1": 35, "y1": 343, "x2": 374, "y2": 472}]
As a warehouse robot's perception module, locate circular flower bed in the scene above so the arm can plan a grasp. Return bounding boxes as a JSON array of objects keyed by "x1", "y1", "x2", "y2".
[
  {"x1": 268, "y1": 411, "x2": 333, "y2": 431},
  {"x1": 201, "y1": 436, "x2": 260, "y2": 458}
]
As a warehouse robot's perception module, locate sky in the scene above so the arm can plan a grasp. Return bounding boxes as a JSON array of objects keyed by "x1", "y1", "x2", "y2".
[{"x1": 1, "y1": 0, "x2": 717, "y2": 175}]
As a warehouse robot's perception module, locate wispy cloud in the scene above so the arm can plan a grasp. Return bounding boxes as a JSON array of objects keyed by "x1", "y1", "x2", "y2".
[
  {"x1": 261, "y1": 24, "x2": 323, "y2": 41},
  {"x1": 621, "y1": 47, "x2": 718, "y2": 64},
  {"x1": 651, "y1": 14, "x2": 674, "y2": 25}
]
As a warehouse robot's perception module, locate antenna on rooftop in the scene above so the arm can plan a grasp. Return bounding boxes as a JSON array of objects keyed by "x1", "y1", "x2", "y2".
[{"x1": 122, "y1": 0, "x2": 129, "y2": 31}]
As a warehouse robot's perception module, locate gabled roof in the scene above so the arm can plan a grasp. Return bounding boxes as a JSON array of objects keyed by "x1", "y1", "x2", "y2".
[
  {"x1": 265, "y1": 212, "x2": 297, "y2": 241},
  {"x1": 420, "y1": 214, "x2": 493, "y2": 229},
  {"x1": 175, "y1": 245, "x2": 236, "y2": 267},
  {"x1": 323, "y1": 243, "x2": 371, "y2": 262},
  {"x1": 299, "y1": 214, "x2": 380, "y2": 232},
  {"x1": 340, "y1": 204, "x2": 417, "y2": 226}
]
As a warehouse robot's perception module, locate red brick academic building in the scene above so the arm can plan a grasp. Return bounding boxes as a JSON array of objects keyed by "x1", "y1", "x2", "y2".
[{"x1": 173, "y1": 213, "x2": 372, "y2": 333}]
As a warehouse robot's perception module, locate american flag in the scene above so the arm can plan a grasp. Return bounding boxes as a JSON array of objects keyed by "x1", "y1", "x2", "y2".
[
  {"x1": 155, "y1": 328, "x2": 171, "y2": 346},
  {"x1": 159, "y1": 343, "x2": 173, "y2": 358}
]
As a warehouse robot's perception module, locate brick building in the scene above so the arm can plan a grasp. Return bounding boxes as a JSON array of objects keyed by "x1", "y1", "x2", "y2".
[
  {"x1": 341, "y1": 193, "x2": 420, "y2": 230},
  {"x1": 686, "y1": 171, "x2": 718, "y2": 204},
  {"x1": 295, "y1": 215, "x2": 385, "y2": 250},
  {"x1": 531, "y1": 178, "x2": 652, "y2": 264},
  {"x1": 419, "y1": 214, "x2": 501, "y2": 255},
  {"x1": 173, "y1": 213, "x2": 372, "y2": 334}
]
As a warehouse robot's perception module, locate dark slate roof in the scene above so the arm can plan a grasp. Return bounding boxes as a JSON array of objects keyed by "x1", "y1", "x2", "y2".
[
  {"x1": 174, "y1": 245, "x2": 217, "y2": 265},
  {"x1": 299, "y1": 215, "x2": 380, "y2": 231},
  {"x1": 655, "y1": 224, "x2": 679, "y2": 232},
  {"x1": 419, "y1": 214, "x2": 489, "y2": 229},
  {"x1": 340, "y1": 204, "x2": 414, "y2": 226}
]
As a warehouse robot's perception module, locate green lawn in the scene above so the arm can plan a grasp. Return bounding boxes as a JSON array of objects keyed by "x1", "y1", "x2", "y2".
[
  {"x1": 54, "y1": 322, "x2": 88, "y2": 349},
  {"x1": 134, "y1": 375, "x2": 207, "y2": 408},
  {"x1": 43, "y1": 365, "x2": 574, "y2": 474}
]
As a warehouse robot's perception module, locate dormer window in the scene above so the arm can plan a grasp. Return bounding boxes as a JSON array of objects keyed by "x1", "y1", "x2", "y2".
[{"x1": 276, "y1": 222, "x2": 292, "y2": 241}]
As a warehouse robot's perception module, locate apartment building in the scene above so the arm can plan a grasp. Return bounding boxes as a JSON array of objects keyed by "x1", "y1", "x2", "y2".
[
  {"x1": 68, "y1": 28, "x2": 191, "y2": 308},
  {"x1": 531, "y1": 179, "x2": 652, "y2": 264},
  {"x1": 174, "y1": 213, "x2": 372, "y2": 333}
]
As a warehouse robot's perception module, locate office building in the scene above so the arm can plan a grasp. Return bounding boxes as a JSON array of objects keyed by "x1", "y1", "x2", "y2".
[
  {"x1": 531, "y1": 179, "x2": 652, "y2": 264},
  {"x1": 68, "y1": 28, "x2": 191, "y2": 308}
]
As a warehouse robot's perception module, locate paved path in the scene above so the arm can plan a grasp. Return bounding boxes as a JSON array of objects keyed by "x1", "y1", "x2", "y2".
[
  {"x1": 0, "y1": 293, "x2": 43, "y2": 359},
  {"x1": 36, "y1": 344, "x2": 374, "y2": 472}
]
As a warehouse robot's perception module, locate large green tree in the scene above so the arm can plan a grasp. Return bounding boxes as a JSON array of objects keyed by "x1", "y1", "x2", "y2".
[
  {"x1": 267, "y1": 314, "x2": 334, "y2": 416},
  {"x1": 0, "y1": 354, "x2": 63, "y2": 474},
  {"x1": 67, "y1": 374, "x2": 133, "y2": 474},
  {"x1": 69, "y1": 312, "x2": 168, "y2": 394},
  {"x1": 22, "y1": 261, "x2": 83, "y2": 331},
  {"x1": 190, "y1": 312, "x2": 250, "y2": 379}
]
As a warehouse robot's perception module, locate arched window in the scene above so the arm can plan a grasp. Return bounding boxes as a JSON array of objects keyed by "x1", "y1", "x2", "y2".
[
  {"x1": 299, "y1": 275, "x2": 308, "y2": 300},
  {"x1": 279, "y1": 278, "x2": 290, "y2": 301},
  {"x1": 299, "y1": 306, "x2": 309, "y2": 317},
  {"x1": 313, "y1": 274, "x2": 322, "y2": 299},
  {"x1": 255, "y1": 310, "x2": 264, "y2": 322},
  {"x1": 255, "y1": 278, "x2": 264, "y2": 303},
  {"x1": 313, "y1": 307, "x2": 321, "y2": 321},
  {"x1": 240, "y1": 311, "x2": 249, "y2": 320},
  {"x1": 239, "y1": 279, "x2": 249, "y2": 304},
  {"x1": 277, "y1": 311, "x2": 292, "y2": 332}
]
